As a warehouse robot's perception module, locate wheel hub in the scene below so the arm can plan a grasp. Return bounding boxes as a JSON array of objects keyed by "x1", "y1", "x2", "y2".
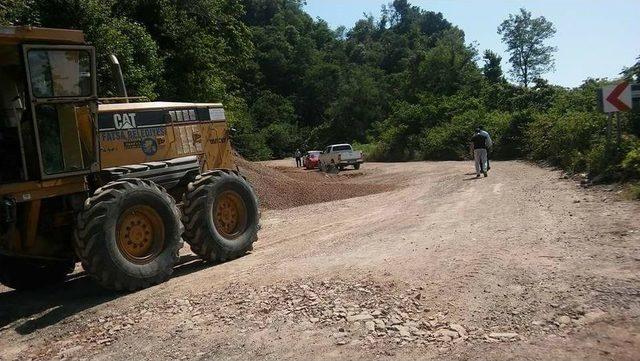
[
  {"x1": 213, "y1": 190, "x2": 247, "y2": 239},
  {"x1": 117, "y1": 205, "x2": 165, "y2": 263}
]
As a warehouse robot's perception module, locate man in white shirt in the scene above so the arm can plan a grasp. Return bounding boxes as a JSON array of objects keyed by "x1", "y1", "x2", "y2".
[{"x1": 478, "y1": 126, "x2": 492, "y2": 171}]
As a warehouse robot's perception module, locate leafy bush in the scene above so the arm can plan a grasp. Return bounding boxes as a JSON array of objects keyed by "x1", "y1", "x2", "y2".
[
  {"x1": 352, "y1": 142, "x2": 386, "y2": 162},
  {"x1": 497, "y1": 111, "x2": 535, "y2": 159},
  {"x1": 419, "y1": 110, "x2": 510, "y2": 161},
  {"x1": 226, "y1": 99, "x2": 272, "y2": 161},
  {"x1": 630, "y1": 183, "x2": 640, "y2": 200},
  {"x1": 622, "y1": 141, "x2": 640, "y2": 178},
  {"x1": 525, "y1": 111, "x2": 604, "y2": 172},
  {"x1": 420, "y1": 113, "x2": 474, "y2": 160}
]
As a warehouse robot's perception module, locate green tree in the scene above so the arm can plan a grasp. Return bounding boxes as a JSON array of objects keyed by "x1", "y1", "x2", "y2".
[
  {"x1": 498, "y1": 8, "x2": 556, "y2": 88},
  {"x1": 622, "y1": 55, "x2": 640, "y2": 82},
  {"x1": 482, "y1": 50, "x2": 503, "y2": 83},
  {"x1": 116, "y1": 0, "x2": 253, "y2": 102},
  {"x1": 8, "y1": 0, "x2": 163, "y2": 99}
]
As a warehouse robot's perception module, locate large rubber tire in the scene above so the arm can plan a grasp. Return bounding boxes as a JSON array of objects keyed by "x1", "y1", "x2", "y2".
[
  {"x1": 0, "y1": 255, "x2": 74, "y2": 290},
  {"x1": 354, "y1": 163, "x2": 360, "y2": 170},
  {"x1": 182, "y1": 170, "x2": 259, "y2": 262},
  {"x1": 74, "y1": 179, "x2": 183, "y2": 291}
]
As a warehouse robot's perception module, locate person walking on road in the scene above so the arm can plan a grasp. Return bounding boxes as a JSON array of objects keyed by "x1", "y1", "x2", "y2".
[
  {"x1": 294, "y1": 149, "x2": 302, "y2": 168},
  {"x1": 471, "y1": 128, "x2": 488, "y2": 178},
  {"x1": 478, "y1": 126, "x2": 493, "y2": 171}
]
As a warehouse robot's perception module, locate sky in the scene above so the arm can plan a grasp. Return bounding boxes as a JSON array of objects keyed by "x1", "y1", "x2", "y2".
[{"x1": 304, "y1": 0, "x2": 640, "y2": 88}]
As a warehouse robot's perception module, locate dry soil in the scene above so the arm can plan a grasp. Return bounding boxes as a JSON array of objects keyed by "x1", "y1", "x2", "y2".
[{"x1": 0, "y1": 160, "x2": 638, "y2": 361}]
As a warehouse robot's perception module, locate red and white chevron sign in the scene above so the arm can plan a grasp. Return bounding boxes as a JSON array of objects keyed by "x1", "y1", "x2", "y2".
[{"x1": 601, "y1": 82, "x2": 632, "y2": 113}]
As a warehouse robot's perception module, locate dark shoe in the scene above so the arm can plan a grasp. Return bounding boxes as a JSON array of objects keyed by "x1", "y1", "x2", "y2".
[
  {"x1": 483, "y1": 172, "x2": 488, "y2": 177},
  {"x1": 476, "y1": 174, "x2": 481, "y2": 178}
]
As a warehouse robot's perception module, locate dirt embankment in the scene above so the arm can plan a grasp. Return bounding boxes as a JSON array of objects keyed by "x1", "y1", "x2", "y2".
[{"x1": 236, "y1": 157, "x2": 398, "y2": 210}]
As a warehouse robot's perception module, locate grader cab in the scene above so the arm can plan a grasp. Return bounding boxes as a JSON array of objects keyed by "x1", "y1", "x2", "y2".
[{"x1": 0, "y1": 27, "x2": 259, "y2": 291}]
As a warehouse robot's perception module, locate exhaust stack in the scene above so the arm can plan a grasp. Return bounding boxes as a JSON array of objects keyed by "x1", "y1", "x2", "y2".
[{"x1": 108, "y1": 54, "x2": 128, "y2": 102}]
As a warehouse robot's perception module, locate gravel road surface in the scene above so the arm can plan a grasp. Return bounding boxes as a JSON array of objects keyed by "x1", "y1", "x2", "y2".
[{"x1": 1, "y1": 160, "x2": 638, "y2": 360}]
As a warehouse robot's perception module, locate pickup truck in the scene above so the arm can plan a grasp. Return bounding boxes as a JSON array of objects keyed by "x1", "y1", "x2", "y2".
[{"x1": 318, "y1": 144, "x2": 364, "y2": 172}]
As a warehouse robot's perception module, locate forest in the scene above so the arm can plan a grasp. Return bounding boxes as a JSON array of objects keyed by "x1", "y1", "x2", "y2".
[{"x1": 2, "y1": 0, "x2": 639, "y2": 189}]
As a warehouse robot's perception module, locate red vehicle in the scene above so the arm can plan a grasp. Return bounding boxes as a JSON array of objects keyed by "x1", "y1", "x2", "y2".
[{"x1": 304, "y1": 150, "x2": 321, "y2": 169}]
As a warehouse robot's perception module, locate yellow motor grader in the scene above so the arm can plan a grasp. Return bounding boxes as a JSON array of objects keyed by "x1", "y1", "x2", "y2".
[{"x1": 0, "y1": 26, "x2": 259, "y2": 291}]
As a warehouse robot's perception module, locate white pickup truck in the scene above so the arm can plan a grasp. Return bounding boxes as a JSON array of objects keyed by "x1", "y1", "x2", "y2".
[{"x1": 318, "y1": 144, "x2": 364, "y2": 172}]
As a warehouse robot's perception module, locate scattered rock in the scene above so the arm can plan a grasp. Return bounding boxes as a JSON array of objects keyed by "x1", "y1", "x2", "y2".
[
  {"x1": 365, "y1": 321, "x2": 376, "y2": 332},
  {"x1": 557, "y1": 315, "x2": 571, "y2": 325},
  {"x1": 374, "y1": 319, "x2": 386, "y2": 330},
  {"x1": 59, "y1": 345, "x2": 84, "y2": 358},
  {"x1": 449, "y1": 324, "x2": 467, "y2": 338},
  {"x1": 346, "y1": 313, "x2": 373, "y2": 322},
  {"x1": 489, "y1": 332, "x2": 519, "y2": 340},
  {"x1": 436, "y1": 329, "x2": 460, "y2": 339},
  {"x1": 577, "y1": 310, "x2": 607, "y2": 325}
]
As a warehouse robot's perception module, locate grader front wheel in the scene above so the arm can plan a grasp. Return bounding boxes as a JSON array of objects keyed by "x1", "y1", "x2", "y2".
[{"x1": 74, "y1": 179, "x2": 183, "y2": 291}]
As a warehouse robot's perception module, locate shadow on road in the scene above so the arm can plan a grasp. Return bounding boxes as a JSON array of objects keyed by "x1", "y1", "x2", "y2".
[
  {"x1": 463, "y1": 176, "x2": 483, "y2": 181},
  {"x1": 0, "y1": 254, "x2": 209, "y2": 335}
]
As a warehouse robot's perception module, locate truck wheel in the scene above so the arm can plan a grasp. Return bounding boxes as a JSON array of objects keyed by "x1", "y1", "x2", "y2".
[
  {"x1": 182, "y1": 170, "x2": 259, "y2": 263},
  {"x1": 354, "y1": 163, "x2": 360, "y2": 170},
  {"x1": 0, "y1": 255, "x2": 74, "y2": 290},
  {"x1": 329, "y1": 162, "x2": 339, "y2": 173},
  {"x1": 75, "y1": 179, "x2": 183, "y2": 291}
]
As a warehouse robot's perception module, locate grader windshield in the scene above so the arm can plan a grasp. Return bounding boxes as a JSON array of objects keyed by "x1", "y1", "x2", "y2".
[
  {"x1": 27, "y1": 49, "x2": 92, "y2": 97},
  {"x1": 23, "y1": 45, "x2": 98, "y2": 178}
]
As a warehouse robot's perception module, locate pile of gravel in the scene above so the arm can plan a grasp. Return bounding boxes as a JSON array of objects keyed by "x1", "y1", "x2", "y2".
[{"x1": 235, "y1": 157, "x2": 394, "y2": 210}]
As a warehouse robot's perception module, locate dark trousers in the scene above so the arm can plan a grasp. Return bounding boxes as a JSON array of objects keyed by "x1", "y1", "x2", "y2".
[{"x1": 295, "y1": 157, "x2": 301, "y2": 167}]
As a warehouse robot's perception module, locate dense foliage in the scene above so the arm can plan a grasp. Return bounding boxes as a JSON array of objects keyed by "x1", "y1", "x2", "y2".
[{"x1": 4, "y1": 0, "x2": 639, "y2": 183}]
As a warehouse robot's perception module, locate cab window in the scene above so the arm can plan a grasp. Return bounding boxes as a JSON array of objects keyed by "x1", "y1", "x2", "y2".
[{"x1": 27, "y1": 49, "x2": 92, "y2": 98}]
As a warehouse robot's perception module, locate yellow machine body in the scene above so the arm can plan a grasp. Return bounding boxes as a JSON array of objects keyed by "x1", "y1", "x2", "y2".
[
  {"x1": 97, "y1": 102, "x2": 234, "y2": 171},
  {"x1": 0, "y1": 27, "x2": 236, "y2": 260}
]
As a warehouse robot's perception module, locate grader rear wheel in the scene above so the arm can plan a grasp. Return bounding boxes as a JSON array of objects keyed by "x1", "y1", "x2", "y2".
[
  {"x1": 182, "y1": 170, "x2": 259, "y2": 262},
  {"x1": 75, "y1": 179, "x2": 183, "y2": 291}
]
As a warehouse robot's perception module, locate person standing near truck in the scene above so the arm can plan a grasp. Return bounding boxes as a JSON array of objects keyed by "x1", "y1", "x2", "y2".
[
  {"x1": 471, "y1": 128, "x2": 489, "y2": 178},
  {"x1": 294, "y1": 149, "x2": 302, "y2": 168}
]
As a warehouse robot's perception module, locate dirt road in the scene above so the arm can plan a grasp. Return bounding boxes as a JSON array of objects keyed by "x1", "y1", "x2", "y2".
[{"x1": 1, "y1": 160, "x2": 639, "y2": 360}]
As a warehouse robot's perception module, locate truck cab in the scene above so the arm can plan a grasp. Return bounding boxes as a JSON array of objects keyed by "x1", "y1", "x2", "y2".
[{"x1": 318, "y1": 143, "x2": 364, "y2": 172}]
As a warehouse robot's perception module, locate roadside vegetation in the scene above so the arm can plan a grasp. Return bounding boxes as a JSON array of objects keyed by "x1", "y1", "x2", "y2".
[{"x1": 3, "y1": 0, "x2": 639, "y2": 182}]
